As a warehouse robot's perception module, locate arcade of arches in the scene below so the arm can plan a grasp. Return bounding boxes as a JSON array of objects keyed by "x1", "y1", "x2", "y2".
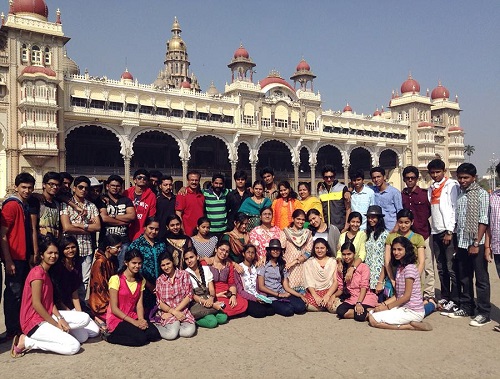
[{"x1": 65, "y1": 126, "x2": 402, "y2": 192}]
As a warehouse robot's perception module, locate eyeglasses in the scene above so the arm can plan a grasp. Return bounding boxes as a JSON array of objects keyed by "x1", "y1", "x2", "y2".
[
  {"x1": 323, "y1": 175, "x2": 334, "y2": 179},
  {"x1": 404, "y1": 176, "x2": 417, "y2": 181},
  {"x1": 46, "y1": 182, "x2": 60, "y2": 187},
  {"x1": 109, "y1": 245, "x2": 122, "y2": 251},
  {"x1": 136, "y1": 175, "x2": 148, "y2": 180},
  {"x1": 76, "y1": 185, "x2": 89, "y2": 191}
]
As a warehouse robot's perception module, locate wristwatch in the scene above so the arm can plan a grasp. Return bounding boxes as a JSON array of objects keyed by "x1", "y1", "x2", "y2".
[
  {"x1": 446, "y1": 230, "x2": 453, "y2": 235},
  {"x1": 472, "y1": 241, "x2": 479, "y2": 247}
]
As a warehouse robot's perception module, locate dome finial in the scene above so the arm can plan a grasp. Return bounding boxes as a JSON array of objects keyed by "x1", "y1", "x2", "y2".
[{"x1": 56, "y1": 8, "x2": 61, "y2": 24}]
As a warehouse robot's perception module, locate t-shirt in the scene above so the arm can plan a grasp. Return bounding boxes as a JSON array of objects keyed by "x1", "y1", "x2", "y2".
[
  {"x1": 100, "y1": 196, "x2": 134, "y2": 243},
  {"x1": 257, "y1": 261, "x2": 288, "y2": 300},
  {"x1": 29, "y1": 196, "x2": 60, "y2": 238},
  {"x1": 20, "y1": 265, "x2": 54, "y2": 334},
  {"x1": 395, "y1": 263, "x2": 424, "y2": 313},
  {"x1": 175, "y1": 188, "x2": 205, "y2": 237},
  {"x1": 108, "y1": 274, "x2": 146, "y2": 293},
  {"x1": 385, "y1": 231, "x2": 425, "y2": 264},
  {"x1": 0, "y1": 197, "x2": 32, "y2": 261},
  {"x1": 60, "y1": 199, "x2": 99, "y2": 257},
  {"x1": 203, "y1": 188, "x2": 230, "y2": 234},
  {"x1": 238, "y1": 263, "x2": 258, "y2": 297}
]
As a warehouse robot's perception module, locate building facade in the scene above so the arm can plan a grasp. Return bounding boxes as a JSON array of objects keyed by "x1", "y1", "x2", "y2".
[{"x1": 0, "y1": 1, "x2": 465, "y2": 197}]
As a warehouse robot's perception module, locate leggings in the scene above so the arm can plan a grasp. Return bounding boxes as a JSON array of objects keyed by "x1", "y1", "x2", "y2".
[
  {"x1": 246, "y1": 300, "x2": 275, "y2": 318},
  {"x1": 336, "y1": 302, "x2": 371, "y2": 322},
  {"x1": 106, "y1": 320, "x2": 161, "y2": 346},
  {"x1": 271, "y1": 296, "x2": 306, "y2": 317}
]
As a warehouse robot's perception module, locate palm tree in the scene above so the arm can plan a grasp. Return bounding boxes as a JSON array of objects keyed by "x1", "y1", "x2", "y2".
[{"x1": 464, "y1": 145, "x2": 475, "y2": 162}]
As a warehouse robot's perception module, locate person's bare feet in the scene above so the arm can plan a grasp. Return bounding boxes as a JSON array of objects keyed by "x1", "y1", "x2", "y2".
[{"x1": 410, "y1": 321, "x2": 433, "y2": 331}]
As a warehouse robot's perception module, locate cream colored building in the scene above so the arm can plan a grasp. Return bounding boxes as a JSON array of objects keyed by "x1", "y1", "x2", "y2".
[{"x1": 0, "y1": 1, "x2": 464, "y2": 197}]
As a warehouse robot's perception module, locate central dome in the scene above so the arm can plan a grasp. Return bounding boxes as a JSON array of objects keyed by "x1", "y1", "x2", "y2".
[
  {"x1": 401, "y1": 74, "x2": 420, "y2": 94},
  {"x1": 10, "y1": 0, "x2": 48, "y2": 20}
]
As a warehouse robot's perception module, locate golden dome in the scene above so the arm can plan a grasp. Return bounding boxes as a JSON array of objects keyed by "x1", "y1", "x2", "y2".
[{"x1": 167, "y1": 37, "x2": 186, "y2": 51}]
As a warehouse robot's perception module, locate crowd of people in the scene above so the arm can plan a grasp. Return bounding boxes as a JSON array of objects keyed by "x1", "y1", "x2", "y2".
[{"x1": 1, "y1": 158, "x2": 499, "y2": 357}]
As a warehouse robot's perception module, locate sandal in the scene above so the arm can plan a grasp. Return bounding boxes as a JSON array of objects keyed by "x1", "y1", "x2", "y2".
[
  {"x1": 10, "y1": 335, "x2": 28, "y2": 358},
  {"x1": 493, "y1": 325, "x2": 500, "y2": 332}
]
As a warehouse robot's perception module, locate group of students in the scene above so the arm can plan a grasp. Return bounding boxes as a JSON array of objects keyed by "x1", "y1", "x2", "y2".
[{"x1": 2, "y1": 158, "x2": 499, "y2": 357}]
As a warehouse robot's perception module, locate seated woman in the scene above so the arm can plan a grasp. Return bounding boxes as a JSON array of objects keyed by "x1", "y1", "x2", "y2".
[
  {"x1": 303, "y1": 238, "x2": 338, "y2": 312},
  {"x1": 221, "y1": 212, "x2": 250, "y2": 264},
  {"x1": 239, "y1": 180, "x2": 272, "y2": 231},
  {"x1": 307, "y1": 208, "x2": 340, "y2": 253},
  {"x1": 210, "y1": 240, "x2": 248, "y2": 318},
  {"x1": 272, "y1": 181, "x2": 300, "y2": 230},
  {"x1": 235, "y1": 244, "x2": 275, "y2": 318},
  {"x1": 128, "y1": 217, "x2": 166, "y2": 313},
  {"x1": 164, "y1": 214, "x2": 193, "y2": 269},
  {"x1": 50, "y1": 235, "x2": 100, "y2": 341},
  {"x1": 191, "y1": 217, "x2": 218, "y2": 261},
  {"x1": 153, "y1": 251, "x2": 196, "y2": 340},
  {"x1": 88, "y1": 234, "x2": 122, "y2": 331},
  {"x1": 249, "y1": 207, "x2": 282, "y2": 266},
  {"x1": 105, "y1": 249, "x2": 161, "y2": 346},
  {"x1": 384, "y1": 209, "x2": 425, "y2": 286},
  {"x1": 184, "y1": 248, "x2": 228, "y2": 329},
  {"x1": 336, "y1": 212, "x2": 367, "y2": 281},
  {"x1": 335, "y1": 242, "x2": 378, "y2": 322},
  {"x1": 257, "y1": 239, "x2": 307, "y2": 317},
  {"x1": 281, "y1": 209, "x2": 313, "y2": 294},
  {"x1": 368, "y1": 237, "x2": 431, "y2": 331},
  {"x1": 11, "y1": 236, "x2": 95, "y2": 357}
]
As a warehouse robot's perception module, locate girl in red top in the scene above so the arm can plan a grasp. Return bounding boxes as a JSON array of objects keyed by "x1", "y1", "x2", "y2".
[
  {"x1": 11, "y1": 236, "x2": 95, "y2": 357},
  {"x1": 105, "y1": 249, "x2": 161, "y2": 346}
]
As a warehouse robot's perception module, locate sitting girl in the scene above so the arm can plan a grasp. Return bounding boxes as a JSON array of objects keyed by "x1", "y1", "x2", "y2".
[
  {"x1": 235, "y1": 244, "x2": 275, "y2": 318},
  {"x1": 153, "y1": 251, "x2": 196, "y2": 340},
  {"x1": 12, "y1": 236, "x2": 95, "y2": 357},
  {"x1": 191, "y1": 217, "x2": 218, "y2": 261},
  {"x1": 335, "y1": 242, "x2": 378, "y2": 322},
  {"x1": 368, "y1": 237, "x2": 432, "y2": 331},
  {"x1": 50, "y1": 235, "x2": 100, "y2": 341},
  {"x1": 105, "y1": 249, "x2": 161, "y2": 346},
  {"x1": 88, "y1": 234, "x2": 122, "y2": 331},
  {"x1": 303, "y1": 238, "x2": 338, "y2": 312},
  {"x1": 184, "y1": 248, "x2": 228, "y2": 328},
  {"x1": 257, "y1": 239, "x2": 307, "y2": 317},
  {"x1": 210, "y1": 240, "x2": 248, "y2": 317}
]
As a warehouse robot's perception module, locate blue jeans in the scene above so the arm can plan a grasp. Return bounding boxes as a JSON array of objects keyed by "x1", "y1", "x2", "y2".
[{"x1": 271, "y1": 296, "x2": 306, "y2": 317}]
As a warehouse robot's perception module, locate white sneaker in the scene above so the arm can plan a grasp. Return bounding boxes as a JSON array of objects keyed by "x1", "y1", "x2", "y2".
[{"x1": 469, "y1": 315, "x2": 491, "y2": 327}]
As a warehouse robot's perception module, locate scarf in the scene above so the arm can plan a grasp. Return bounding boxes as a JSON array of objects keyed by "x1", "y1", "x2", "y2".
[
  {"x1": 430, "y1": 178, "x2": 448, "y2": 205},
  {"x1": 283, "y1": 227, "x2": 311, "y2": 249},
  {"x1": 464, "y1": 181, "x2": 481, "y2": 240},
  {"x1": 225, "y1": 229, "x2": 249, "y2": 257}
]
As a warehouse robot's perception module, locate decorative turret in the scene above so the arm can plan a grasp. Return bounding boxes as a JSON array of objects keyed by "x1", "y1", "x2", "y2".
[
  {"x1": 228, "y1": 44, "x2": 256, "y2": 83},
  {"x1": 290, "y1": 58, "x2": 316, "y2": 91}
]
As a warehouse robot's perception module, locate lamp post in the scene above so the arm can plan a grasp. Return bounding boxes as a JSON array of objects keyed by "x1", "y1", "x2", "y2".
[{"x1": 489, "y1": 153, "x2": 498, "y2": 191}]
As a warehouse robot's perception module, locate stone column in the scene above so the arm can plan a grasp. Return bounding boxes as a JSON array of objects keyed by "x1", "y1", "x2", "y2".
[
  {"x1": 182, "y1": 158, "x2": 189, "y2": 187},
  {"x1": 343, "y1": 164, "x2": 349, "y2": 185},
  {"x1": 294, "y1": 162, "x2": 299, "y2": 189},
  {"x1": 230, "y1": 160, "x2": 237, "y2": 189},
  {"x1": 123, "y1": 155, "x2": 131, "y2": 189},
  {"x1": 310, "y1": 164, "x2": 317, "y2": 195},
  {"x1": 250, "y1": 162, "x2": 257, "y2": 184}
]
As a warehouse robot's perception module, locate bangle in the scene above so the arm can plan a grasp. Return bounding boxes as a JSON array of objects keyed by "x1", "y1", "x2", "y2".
[
  {"x1": 123, "y1": 315, "x2": 127, "y2": 321},
  {"x1": 56, "y1": 315, "x2": 64, "y2": 321},
  {"x1": 485, "y1": 246, "x2": 491, "y2": 249},
  {"x1": 382, "y1": 301, "x2": 387, "y2": 307}
]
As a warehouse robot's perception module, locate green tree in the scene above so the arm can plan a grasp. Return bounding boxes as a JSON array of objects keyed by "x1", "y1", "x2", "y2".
[{"x1": 464, "y1": 145, "x2": 475, "y2": 162}]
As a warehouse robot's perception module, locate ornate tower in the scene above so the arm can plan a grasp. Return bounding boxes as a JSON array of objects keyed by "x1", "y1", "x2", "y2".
[
  {"x1": 290, "y1": 58, "x2": 316, "y2": 91},
  {"x1": 228, "y1": 44, "x2": 256, "y2": 83}
]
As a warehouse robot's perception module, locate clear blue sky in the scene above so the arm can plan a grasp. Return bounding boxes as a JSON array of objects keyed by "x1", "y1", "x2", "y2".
[{"x1": 26, "y1": 0, "x2": 500, "y2": 175}]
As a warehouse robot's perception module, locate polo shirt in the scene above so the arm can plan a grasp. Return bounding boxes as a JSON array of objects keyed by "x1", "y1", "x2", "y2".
[
  {"x1": 203, "y1": 188, "x2": 229, "y2": 234},
  {"x1": 175, "y1": 187, "x2": 205, "y2": 237},
  {"x1": 350, "y1": 185, "x2": 375, "y2": 230}
]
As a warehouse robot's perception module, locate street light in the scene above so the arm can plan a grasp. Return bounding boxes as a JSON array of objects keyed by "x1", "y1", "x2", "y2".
[{"x1": 489, "y1": 153, "x2": 498, "y2": 191}]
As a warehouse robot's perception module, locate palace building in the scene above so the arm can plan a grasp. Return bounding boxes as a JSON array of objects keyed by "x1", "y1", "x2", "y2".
[{"x1": 0, "y1": 0, "x2": 465, "y2": 197}]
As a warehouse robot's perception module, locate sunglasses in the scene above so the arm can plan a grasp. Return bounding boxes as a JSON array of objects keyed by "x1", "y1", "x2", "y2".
[
  {"x1": 323, "y1": 175, "x2": 334, "y2": 179},
  {"x1": 76, "y1": 185, "x2": 89, "y2": 191},
  {"x1": 136, "y1": 175, "x2": 148, "y2": 180},
  {"x1": 404, "y1": 176, "x2": 417, "y2": 181}
]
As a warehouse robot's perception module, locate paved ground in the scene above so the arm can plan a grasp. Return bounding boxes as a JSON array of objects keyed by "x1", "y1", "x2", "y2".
[{"x1": 1, "y1": 267, "x2": 500, "y2": 379}]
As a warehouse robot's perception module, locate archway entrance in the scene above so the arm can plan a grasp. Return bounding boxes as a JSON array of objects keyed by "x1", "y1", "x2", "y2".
[
  {"x1": 257, "y1": 140, "x2": 293, "y2": 182},
  {"x1": 66, "y1": 125, "x2": 122, "y2": 177},
  {"x1": 189, "y1": 136, "x2": 230, "y2": 179},
  {"x1": 317, "y1": 145, "x2": 343, "y2": 179},
  {"x1": 131, "y1": 131, "x2": 182, "y2": 176},
  {"x1": 349, "y1": 147, "x2": 372, "y2": 176}
]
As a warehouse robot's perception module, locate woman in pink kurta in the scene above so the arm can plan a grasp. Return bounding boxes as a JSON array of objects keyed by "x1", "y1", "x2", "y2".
[
  {"x1": 281, "y1": 209, "x2": 313, "y2": 294},
  {"x1": 249, "y1": 207, "x2": 282, "y2": 266},
  {"x1": 334, "y1": 241, "x2": 378, "y2": 322}
]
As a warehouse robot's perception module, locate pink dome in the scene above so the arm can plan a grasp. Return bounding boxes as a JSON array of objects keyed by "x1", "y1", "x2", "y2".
[
  {"x1": 259, "y1": 75, "x2": 294, "y2": 92},
  {"x1": 181, "y1": 80, "x2": 191, "y2": 89},
  {"x1": 401, "y1": 74, "x2": 420, "y2": 94},
  {"x1": 121, "y1": 70, "x2": 133, "y2": 80},
  {"x1": 431, "y1": 82, "x2": 449, "y2": 100},
  {"x1": 11, "y1": 0, "x2": 48, "y2": 19},
  {"x1": 233, "y1": 45, "x2": 249, "y2": 59},
  {"x1": 296, "y1": 59, "x2": 310, "y2": 72},
  {"x1": 343, "y1": 103, "x2": 352, "y2": 112},
  {"x1": 21, "y1": 65, "x2": 56, "y2": 77},
  {"x1": 373, "y1": 109, "x2": 381, "y2": 116}
]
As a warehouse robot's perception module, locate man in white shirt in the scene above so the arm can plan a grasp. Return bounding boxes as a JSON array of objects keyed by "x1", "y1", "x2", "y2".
[{"x1": 349, "y1": 169, "x2": 375, "y2": 230}]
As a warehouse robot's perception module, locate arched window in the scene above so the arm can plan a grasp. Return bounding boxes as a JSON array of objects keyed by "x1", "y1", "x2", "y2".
[
  {"x1": 21, "y1": 44, "x2": 28, "y2": 63},
  {"x1": 31, "y1": 45, "x2": 42, "y2": 65},
  {"x1": 44, "y1": 47, "x2": 51, "y2": 65}
]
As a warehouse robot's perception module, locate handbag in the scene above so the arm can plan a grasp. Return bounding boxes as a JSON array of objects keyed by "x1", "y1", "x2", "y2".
[{"x1": 188, "y1": 272, "x2": 218, "y2": 320}]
